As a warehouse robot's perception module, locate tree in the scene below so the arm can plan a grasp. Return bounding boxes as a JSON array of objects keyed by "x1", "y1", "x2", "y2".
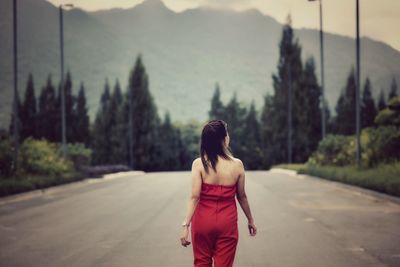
[
  {"x1": 242, "y1": 101, "x2": 263, "y2": 169},
  {"x1": 74, "y1": 82, "x2": 90, "y2": 145},
  {"x1": 361, "y1": 77, "x2": 377, "y2": 128},
  {"x1": 378, "y1": 89, "x2": 386, "y2": 111},
  {"x1": 209, "y1": 83, "x2": 225, "y2": 120},
  {"x1": 224, "y1": 92, "x2": 247, "y2": 160},
  {"x1": 126, "y1": 55, "x2": 161, "y2": 171},
  {"x1": 158, "y1": 112, "x2": 181, "y2": 170},
  {"x1": 91, "y1": 79, "x2": 111, "y2": 164},
  {"x1": 37, "y1": 75, "x2": 58, "y2": 142},
  {"x1": 298, "y1": 57, "x2": 322, "y2": 158},
  {"x1": 334, "y1": 68, "x2": 356, "y2": 135},
  {"x1": 260, "y1": 94, "x2": 275, "y2": 169},
  {"x1": 262, "y1": 16, "x2": 306, "y2": 164},
  {"x1": 20, "y1": 73, "x2": 37, "y2": 140},
  {"x1": 389, "y1": 77, "x2": 398, "y2": 100}
]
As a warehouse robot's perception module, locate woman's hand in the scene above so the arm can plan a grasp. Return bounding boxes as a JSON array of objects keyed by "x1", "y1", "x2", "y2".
[
  {"x1": 248, "y1": 220, "x2": 257, "y2": 236},
  {"x1": 180, "y1": 227, "x2": 191, "y2": 247}
]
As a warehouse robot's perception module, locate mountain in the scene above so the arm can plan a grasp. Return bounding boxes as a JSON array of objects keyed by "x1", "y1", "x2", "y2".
[{"x1": 1, "y1": 0, "x2": 399, "y2": 128}]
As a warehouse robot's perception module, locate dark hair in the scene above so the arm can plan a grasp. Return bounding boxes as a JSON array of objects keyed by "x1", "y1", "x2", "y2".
[{"x1": 200, "y1": 120, "x2": 233, "y2": 173}]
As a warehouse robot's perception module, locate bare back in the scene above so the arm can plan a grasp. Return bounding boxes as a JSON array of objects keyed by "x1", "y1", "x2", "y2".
[{"x1": 199, "y1": 156, "x2": 241, "y2": 187}]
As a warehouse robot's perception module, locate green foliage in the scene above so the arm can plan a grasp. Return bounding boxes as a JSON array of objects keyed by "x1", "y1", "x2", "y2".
[
  {"x1": 389, "y1": 77, "x2": 398, "y2": 100},
  {"x1": 362, "y1": 126, "x2": 400, "y2": 167},
  {"x1": 333, "y1": 68, "x2": 356, "y2": 135},
  {"x1": 17, "y1": 138, "x2": 73, "y2": 176},
  {"x1": 378, "y1": 89, "x2": 386, "y2": 111},
  {"x1": 20, "y1": 73, "x2": 37, "y2": 140},
  {"x1": 74, "y1": 83, "x2": 90, "y2": 145},
  {"x1": 374, "y1": 96, "x2": 400, "y2": 126},
  {"x1": 308, "y1": 134, "x2": 355, "y2": 166},
  {"x1": 361, "y1": 77, "x2": 377, "y2": 128},
  {"x1": 63, "y1": 143, "x2": 92, "y2": 171},
  {"x1": 0, "y1": 137, "x2": 14, "y2": 177},
  {"x1": 299, "y1": 163, "x2": 400, "y2": 197},
  {"x1": 37, "y1": 76, "x2": 59, "y2": 142}
]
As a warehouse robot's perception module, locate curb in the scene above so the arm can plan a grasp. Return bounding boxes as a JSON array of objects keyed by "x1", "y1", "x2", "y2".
[
  {"x1": 0, "y1": 171, "x2": 145, "y2": 206},
  {"x1": 271, "y1": 168, "x2": 400, "y2": 205}
]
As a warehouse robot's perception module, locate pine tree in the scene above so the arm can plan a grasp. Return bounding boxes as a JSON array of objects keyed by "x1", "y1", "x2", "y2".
[
  {"x1": 378, "y1": 89, "x2": 386, "y2": 111},
  {"x1": 298, "y1": 57, "x2": 322, "y2": 159},
  {"x1": 126, "y1": 55, "x2": 161, "y2": 171},
  {"x1": 158, "y1": 112, "x2": 181, "y2": 170},
  {"x1": 361, "y1": 77, "x2": 377, "y2": 128},
  {"x1": 242, "y1": 101, "x2": 263, "y2": 169},
  {"x1": 74, "y1": 82, "x2": 90, "y2": 145},
  {"x1": 9, "y1": 88, "x2": 22, "y2": 142},
  {"x1": 262, "y1": 16, "x2": 305, "y2": 164},
  {"x1": 260, "y1": 94, "x2": 275, "y2": 169},
  {"x1": 20, "y1": 73, "x2": 37, "y2": 140},
  {"x1": 334, "y1": 68, "x2": 356, "y2": 135},
  {"x1": 209, "y1": 83, "x2": 225, "y2": 120},
  {"x1": 109, "y1": 80, "x2": 126, "y2": 164},
  {"x1": 389, "y1": 77, "x2": 398, "y2": 100},
  {"x1": 92, "y1": 80, "x2": 111, "y2": 164},
  {"x1": 37, "y1": 75, "x2": 58, "y2": 142},
  {"x1": 224, "y1": 92, "x2": 247, "y2": 160}
]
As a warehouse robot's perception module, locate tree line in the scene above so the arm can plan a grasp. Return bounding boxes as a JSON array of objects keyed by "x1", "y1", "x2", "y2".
[{"x1": 8, "y1": 18, "x2": 398, "y2": 171}]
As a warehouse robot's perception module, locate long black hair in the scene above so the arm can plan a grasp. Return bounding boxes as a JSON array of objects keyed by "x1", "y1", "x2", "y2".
[{"x1": 200, "y1": 120, "x2": 233, "y2": 173}]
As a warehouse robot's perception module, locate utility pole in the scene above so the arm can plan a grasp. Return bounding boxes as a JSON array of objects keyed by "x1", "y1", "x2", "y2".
[
  {"x1": 59, "y1": 5, "x2": 67, "y2": 158},
  {"x1": 12, "y1": 0, "x2": 19, "y2": 174},
  {"x1": 355, "y1": 0, "x2": 361, "y2": 166},
  {"x1": 308, "y1": 0, "x2": 326, "y2": 138},
  {"x1": 128, "y1": 87, "x2": 134, "y2": 169}
]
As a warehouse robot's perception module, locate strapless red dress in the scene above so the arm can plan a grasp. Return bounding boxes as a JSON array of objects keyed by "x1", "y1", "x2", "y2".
[{"x1": 191, "y1": 181, "x2": 238, "y2": 267}]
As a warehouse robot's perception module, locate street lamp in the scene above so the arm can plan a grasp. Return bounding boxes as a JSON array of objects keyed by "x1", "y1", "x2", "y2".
[
  {"x1": 12, "y1": 0, "x2": 19, "y2": 173},
  {"x1": 59, "y1": 3, "x2": 73, "y2": 159},
  {"x1": 308, "y1": 0, "x2": 326, "y2": 139},
  {"x1": 355, "y1": 0, "x2": 361, "y2": 165}
]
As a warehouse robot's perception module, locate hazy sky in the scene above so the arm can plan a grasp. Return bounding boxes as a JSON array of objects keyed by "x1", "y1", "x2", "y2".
[{"x1": 48, "y1": 0, "x2": 400, "y2": 51}]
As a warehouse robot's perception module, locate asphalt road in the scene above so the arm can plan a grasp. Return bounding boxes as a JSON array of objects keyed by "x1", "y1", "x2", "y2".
[{"x1": 1, "y1": 170, "x2": 400, "y2": 267}]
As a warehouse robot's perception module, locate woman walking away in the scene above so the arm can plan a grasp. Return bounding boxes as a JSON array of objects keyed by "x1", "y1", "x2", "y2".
[{"x1": 180, "y1": 119, "x2": 257, "y2": 267}]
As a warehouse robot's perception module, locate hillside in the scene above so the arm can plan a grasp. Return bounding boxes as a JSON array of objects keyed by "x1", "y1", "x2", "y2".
[{"x1": 1, "y1": 0, "x2": 399, "y2": 127}]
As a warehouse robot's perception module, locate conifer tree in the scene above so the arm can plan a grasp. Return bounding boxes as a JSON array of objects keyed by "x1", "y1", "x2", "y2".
[
  {"x1": 92, "y1": 80, "x2": 111, "y2": 164},
  {"x1": 242, "y1": 101, "x2": 263, "y2": 169},
  {"x1": 37, "y1": 76, "x2": 58, "y2": 142},
  {"x1": 209, "y1": 83, "x2": 225, "y2": 120},
  {"x1": 108, "y1": 80, "x2": 125, "y2": 164},
  {"x1": 158, "y1": 112, "x2": 181, "y2": 170},
  {"x1": 361, "y1": 77, "x2": 377, "y2": 128},
  {"x1": 389, "y1": 77, "x2": 398, "y2": 100},
  {"x1": 126, "y1": 55, "x2": 161, "y2": 171},
  {"x1": 20, "y1": 73, "x2": 37, "y2": 140},
  {"x1": 378, "y1": 89, "x2": 386, "y2": 111},
  {"x1": 74, "y1": 82, "x2": 90, "y2": 145},
  {"x1": 334, "y1": 68, "x2": 356, "y2": 135},
  {"x1": 224, "y1": 92, "x2": 247, "y2": 160}
]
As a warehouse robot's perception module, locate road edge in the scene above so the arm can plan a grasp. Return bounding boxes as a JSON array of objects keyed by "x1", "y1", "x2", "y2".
[
  {"x1": 271, "y1": 168, "x2": 400, "y2": 205},
  {"x1": 0, "y1": 171, "x2": 145, "y2": 206}
]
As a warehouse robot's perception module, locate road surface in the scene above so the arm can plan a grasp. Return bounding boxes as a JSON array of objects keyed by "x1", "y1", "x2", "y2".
[{"x1": 1, "y1": 170, "x2": 400, "y2": 267}]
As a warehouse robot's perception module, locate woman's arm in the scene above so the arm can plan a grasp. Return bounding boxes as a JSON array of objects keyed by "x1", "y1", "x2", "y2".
[
  {"x1": 180, "y1": 158, "x2": 202, "y2": 247},
  {"x1": 236, "y1": 159, "x2": 257, "y2": 236}
]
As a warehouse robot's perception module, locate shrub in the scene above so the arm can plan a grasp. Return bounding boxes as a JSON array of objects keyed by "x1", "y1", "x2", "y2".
[
  {"x1": 17, "y1": 138, "x2": 73, "y2": 176},
  {"x1": 0, "y1": 138, "x2": 14, "y2": 178},
  {"x1": 61, "y1": 143, "x2": 92, "y2": 171},
  {"x1": 307, "y1": 135, "x2": 355, "y2": 166},
  {"x1": 375, "y1": 97, "x2": 400, "y2": 126},
  {"x1": 362, "y1": 126, "x2": 400, "y2": 167}
]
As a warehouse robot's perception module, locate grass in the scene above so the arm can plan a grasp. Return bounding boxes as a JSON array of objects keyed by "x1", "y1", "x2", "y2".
[
  {"x1": 0, "y1": 172, "x2": 85, "y2": 198},
  {"x1": 274, "y1": 162, "x2": 400, "y2": 198}
]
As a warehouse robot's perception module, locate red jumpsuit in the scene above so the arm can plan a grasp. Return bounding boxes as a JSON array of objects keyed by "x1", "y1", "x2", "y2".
[{"x1": 191, "y1": 181, "x2": 238, "y2": 267}]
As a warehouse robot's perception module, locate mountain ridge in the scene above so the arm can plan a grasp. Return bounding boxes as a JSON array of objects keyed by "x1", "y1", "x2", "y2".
[{"x1": 0, "y1": 0, "x2": 399, "y2": 128}]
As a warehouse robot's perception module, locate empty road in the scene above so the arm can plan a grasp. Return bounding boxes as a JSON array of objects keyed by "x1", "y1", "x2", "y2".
[{"x1": 1, "y1": 170, "x2": 400, "y2": 267}]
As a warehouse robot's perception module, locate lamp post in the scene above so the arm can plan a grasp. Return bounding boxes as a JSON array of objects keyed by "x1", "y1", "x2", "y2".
[
  {"x1": 355, "y1": 0, "x2": 361, "y2": 165},
  {"x1": 12, "y1": 0, "x2": 19, "y2": 173},
  {"x1": 308, "y1": 0, "x2": 326, "y2": 139},
  {"x1": 59, "y1": 3, "x2": 73, "y2": 158}
]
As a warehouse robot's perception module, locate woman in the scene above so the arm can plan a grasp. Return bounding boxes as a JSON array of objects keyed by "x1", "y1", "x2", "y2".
[{"x1": 180, "y1": 119, "x2": 257, "y2": 267}]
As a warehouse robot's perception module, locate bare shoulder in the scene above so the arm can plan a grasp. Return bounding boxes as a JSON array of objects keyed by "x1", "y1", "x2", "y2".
[
  {"x1": 192, "y1": 157, "x2": 203, "y2": 169},
  {"x1": 232, "y1": 157, "x2": 245, "y2": 171}
]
